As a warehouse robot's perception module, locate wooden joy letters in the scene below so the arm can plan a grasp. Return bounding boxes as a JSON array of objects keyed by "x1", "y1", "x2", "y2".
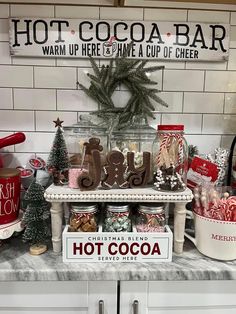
[
  {"x1": 78, "y1": 138, "x2": 102, "y2": 191},
  {"x1": 76, "y1": 137, "x2": 152, "y2": 191}
]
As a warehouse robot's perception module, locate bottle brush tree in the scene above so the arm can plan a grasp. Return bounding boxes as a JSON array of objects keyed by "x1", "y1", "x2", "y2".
[{"x1": 22, "y1": 180, "x2": 51, "y2": 254}]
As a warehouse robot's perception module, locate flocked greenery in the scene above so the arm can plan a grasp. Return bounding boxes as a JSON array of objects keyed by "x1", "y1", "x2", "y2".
[
  {"x1": 188, "y1": 145, "x2": 199, "y2": 158},
  {"x1": 22, "y1": 180, "x2": 51, "y2": 245},
  {"x1": 47, "y1": 126, "x2": 70, "y2": 171},
  {"x1": 78, "y1": 43, "x2": 168, "y2": 129}
]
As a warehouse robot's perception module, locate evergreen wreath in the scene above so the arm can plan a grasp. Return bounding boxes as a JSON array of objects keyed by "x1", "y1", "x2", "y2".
[{"x1": 78, "y1": 43, "x2": 168, "y2": 129}]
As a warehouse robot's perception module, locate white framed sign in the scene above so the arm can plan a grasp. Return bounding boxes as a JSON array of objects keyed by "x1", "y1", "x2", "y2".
[
  {"x1": 9, "y1": 18, "x2": 229, "y2": 61},
  {"x1": 63, "y1": 225, "x2": 173, "y2": 263}
]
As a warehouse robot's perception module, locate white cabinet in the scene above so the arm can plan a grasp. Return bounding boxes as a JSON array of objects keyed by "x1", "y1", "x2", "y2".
[
  {"x1": 120, "y1": 281, "x2": 236, "y2": 314},
  {"x1": 0, "y1": 281, "x2": 117, "y2": 314}
]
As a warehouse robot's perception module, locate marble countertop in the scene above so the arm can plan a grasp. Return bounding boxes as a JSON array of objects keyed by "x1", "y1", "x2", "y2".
[{"x1": 0, "y1": 237, "x2": 236, "y2": 281}]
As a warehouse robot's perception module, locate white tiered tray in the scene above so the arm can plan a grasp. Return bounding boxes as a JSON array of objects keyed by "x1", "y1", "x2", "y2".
[{"x1": 45, "y1": 185, "x2": 193, "y2": 255}]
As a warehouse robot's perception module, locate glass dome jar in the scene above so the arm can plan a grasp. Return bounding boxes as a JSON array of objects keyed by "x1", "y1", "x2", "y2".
[
  {"x1": 103, "y1": 204, "x2": 131, "y2": 232},
  {"x1": 110, "y1": 116, "x2": 156, "y2": 168},
  {"x1": 152, "y1": 125, "x2": 188, "y2": 192},
  {"x1": 63, "y1": 114, "x2": 108, "y2": 167},
  {"x1": 136, "y1": 203, "x2": 165, "y2": 232},
  {"x1": 69, "y1": 203, "x2": 98, "y2": 232}
]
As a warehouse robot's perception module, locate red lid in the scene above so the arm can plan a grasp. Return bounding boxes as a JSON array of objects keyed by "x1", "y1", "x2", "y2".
[{"x1": 157, "y1": 125, "x2": 184, "y2": 131}]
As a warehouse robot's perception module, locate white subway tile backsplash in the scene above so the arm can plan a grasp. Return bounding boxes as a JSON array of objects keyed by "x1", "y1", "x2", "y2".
[
  {"x1": 147, "y1": 60, "x2": 185, "y2": 70},
  {"x1": 185, "y1": 134, "x2": 221, "y2": 155},
  {"x1": 55, "y1": 6, "x2": 99, "y2": 18},
  {"x1": 188, "y1": 10, "x2": 230, "y2": 23},
  {"x1": 221, "y1": 135, "x2": 235, "y2": 150},
  {"x1": 0, "y1": 110, "x2": 34, "y2": 131},
  {"x1": 14, "y1": 89, "x2": 56, "y2": 110},
  {"x1": 112, "y1": 91, "x2": 131, "y2": 108},
  {"x1": 35, "y1": 111, "x2": 77, "y2": 131},
  {"x1": 230, "y1": 26, "x2": 236, "y2": 48},
  {"x1": 0, "y1": 42, "x2": 11, "y2": 64},
  {"x1": 0, "y1": 19, "x2": 9, "y2": 41},
  {"x1": 153, "y1": 92, "x2": 183, "y2": 112},
  {"x1": 12, "y1": 57, "x2": 56, "y2": 66},
  {"x1": 231, "y1": 12, "x2": 236, "y2": 25},
  {"x1": 2, "y1": 152, "x2": 33, "y2": 168},
  {"x1": 57, "y1": 90, "x2": 98, "y2": 111},
  {"x1": 202, "y1": 114, "x2": 236, "y2": 134},
  {"x1": 0, "y1": 65, "x2": 33, "y2": 88},
  {"x1": 0, "y1": 5, "x2": 9, "y2": 18},
  {"x1": 34, "y1": 67, "x2": 76, "y2": 89},
  {"x1": 100, "y1": 7, "x2": 143, "y2": 20},
  {"x1": 186, "y1": 61, "x2": 227, "y2": 70},
  {"x1": 0, "y1": 132, "x2": 14, "y2": 152},
  {"x1": 183, "y1": 92, "x2": 224, "y2": 113},
  {"x1": 161, "y1": 113, "x2": 202, "y2": 134},
  {"x1": 205, "y1": 71, "x2": 236, "y2": 92},
  {"x1": 77, "y1": 67, "x2": 94, "y2": 89},
  {"x1": 144, "y1": 8, "x2": 187, "y2": 21},
  {"x1": 163, "y1": 70, "x2": 204, "y2": 91},
  {"x1": 10, "y1": 5, "x2": 54, "y2": 17},
  {"x1": 57, "y1": 58, "x2": 94, "y2": 67},
  {"x1": 0, "y1": 88, "x2": 13, "y2": 109},
  {"x1": 15, "y1": 132, "x2": 55, "y2": 153},
  {"x1": 147, "y1": 114, "x2": 161, "y2": 130},
  {"x1": 225, "y1": 93, "x2": 236, "y2": 113},
  {"x1": 228, "y1": 49, "x2": 236, "y2": 70}
]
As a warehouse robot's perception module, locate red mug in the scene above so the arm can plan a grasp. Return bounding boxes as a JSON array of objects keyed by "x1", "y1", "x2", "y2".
[{"x1": 0, "y1": 168, "x2": 21, "y2": 225}]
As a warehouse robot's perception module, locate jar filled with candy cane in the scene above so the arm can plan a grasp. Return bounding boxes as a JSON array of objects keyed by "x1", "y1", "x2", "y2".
[
  {"x1": 152, "y1": 125, "x2": 188, "y2": 192},
  {"x1": 136, "y1": 203, "x2": 166, "y2": 232}
]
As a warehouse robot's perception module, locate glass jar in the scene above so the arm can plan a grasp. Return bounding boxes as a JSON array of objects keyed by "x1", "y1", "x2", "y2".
[
  {"x1": 136, "y1": 203, "x2": 165, "y2": 232},
  {"x1": 69, "y1": 203, "x2": 98, "y2": 232},
  {"x1": 103, "y1": 204, "x2": 131, "y2": 232},
  {"x1": 152, "y1": 125, "x2": 188, "y2": 192},
  {"x1": 110, "y1": 116, "x2": 156, "y2": 168},
  {"x1": 63, "y1": 114, "x2": 108, "y2": 168}
]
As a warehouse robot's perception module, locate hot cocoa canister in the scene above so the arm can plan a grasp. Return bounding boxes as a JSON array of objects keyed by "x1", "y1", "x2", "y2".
[{"x1": 0, "y1": 168, "x2": 21, "y2": 224}]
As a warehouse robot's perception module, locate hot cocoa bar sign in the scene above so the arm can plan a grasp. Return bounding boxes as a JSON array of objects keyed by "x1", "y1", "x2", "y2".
[{"x1": 9, "y1": 18, "x2": 229, "y2": 61}]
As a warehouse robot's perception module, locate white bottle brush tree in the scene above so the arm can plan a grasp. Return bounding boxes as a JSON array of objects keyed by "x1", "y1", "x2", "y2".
[{"x1": 22, "y1": 180, "x2": 51, "y2": 255}]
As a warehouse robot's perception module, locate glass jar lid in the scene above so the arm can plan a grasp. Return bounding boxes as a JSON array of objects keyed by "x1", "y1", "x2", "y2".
[
  {"x1": 112, "y1": 116, "x2": 156, "y2": 141},
  {"x1": 63, "y1": 114, "x2": 107, "y2": 135},
  {"x1": 139, "y1": 203, "x2": 164, "y2": 214},
  {"x1": 107, "y1": 203, "x2": 129, "y2": 212},
  {"x1": 71, "y1": 203, "x2": 97, "y2": 213},
  {"x1": 157, "y1": 125, "x2": 184, "y2": 131}
]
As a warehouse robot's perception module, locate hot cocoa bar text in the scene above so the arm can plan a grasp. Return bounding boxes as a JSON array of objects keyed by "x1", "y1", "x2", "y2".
[{"x1": 9, "y1": 18, "x2": 229, "y2": 61}]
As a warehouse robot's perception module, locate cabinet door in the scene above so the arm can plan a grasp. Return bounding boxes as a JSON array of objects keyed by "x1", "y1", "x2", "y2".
[
  {"x1": 120, "y1": 281, "x2": 236, "y2": 314},
  {"x1": 0, "y1": 281, "x2": 117, "y2": 314}
]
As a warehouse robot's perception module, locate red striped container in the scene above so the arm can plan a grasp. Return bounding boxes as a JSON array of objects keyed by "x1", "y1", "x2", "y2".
[{"x1": 0, "y1": 168, "x2": 21, "y2": 225}]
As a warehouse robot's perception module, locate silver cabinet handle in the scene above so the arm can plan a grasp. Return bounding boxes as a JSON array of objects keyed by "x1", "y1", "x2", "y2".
[
  {"x1": 99, "y1": 300, "x2": 104, "y2": 314},
  {"x1": 133, "y1": 300, "x2": 139, "y2": 314}
]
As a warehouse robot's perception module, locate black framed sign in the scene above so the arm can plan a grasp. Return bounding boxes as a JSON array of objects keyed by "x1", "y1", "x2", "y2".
[{"x1": 9, "y1": 18, "x2": 229, "y2": 61}]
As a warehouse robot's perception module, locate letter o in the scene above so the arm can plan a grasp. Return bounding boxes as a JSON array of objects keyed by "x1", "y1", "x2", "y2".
[{"x1": 140, "y1": 243, "x2": 151, "y2": 255}]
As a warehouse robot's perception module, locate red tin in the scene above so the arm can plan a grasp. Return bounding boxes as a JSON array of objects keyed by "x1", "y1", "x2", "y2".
[{"x1": 0, "y1": 168, "x2": 21, "y2": 225}]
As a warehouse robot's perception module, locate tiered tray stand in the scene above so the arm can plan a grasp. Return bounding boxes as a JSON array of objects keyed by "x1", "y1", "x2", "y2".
[{"x1": 45, "y1": 185, "x2": 193, "y2": 254}]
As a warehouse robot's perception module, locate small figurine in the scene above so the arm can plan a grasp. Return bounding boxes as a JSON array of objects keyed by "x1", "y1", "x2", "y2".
[{"x1": 102, "y1": 151, "x2": 129, "y2": 189}]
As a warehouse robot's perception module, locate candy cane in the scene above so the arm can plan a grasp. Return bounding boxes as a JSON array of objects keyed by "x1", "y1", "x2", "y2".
[{"x1": 156, "y1": 134, "x2": 169, "y2": 167}]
